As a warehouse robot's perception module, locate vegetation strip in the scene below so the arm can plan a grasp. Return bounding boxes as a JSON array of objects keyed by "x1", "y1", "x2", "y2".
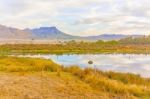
[{"x1": 0, "y1": 39, "x2": 150, "y2": 55}]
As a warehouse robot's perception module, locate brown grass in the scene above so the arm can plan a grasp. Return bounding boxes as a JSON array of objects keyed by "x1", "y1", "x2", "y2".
[{"x1": 0, "y1": 57, "x2": 149, "y2": 99}]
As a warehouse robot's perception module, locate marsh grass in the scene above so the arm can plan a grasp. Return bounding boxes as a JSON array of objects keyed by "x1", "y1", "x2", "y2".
[
  {"x1": 0, "y1": 42, "x2": 150, "y2": 54},
  {"x1": 0, "y1": 56, "x2": 150, "y2": 98},
  {"x1": 0, "y1": 56, "x2": 60, "y2": 72},
  {"x1": 64, "y1": 66, "x2": 150, "y2": 98}
]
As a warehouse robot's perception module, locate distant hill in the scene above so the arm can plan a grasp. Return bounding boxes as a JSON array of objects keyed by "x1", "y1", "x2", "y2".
[
  {"x1": 25, "y1": 26, "x2": 144, "y2": 41},
  {"x1": 25, "y1": 27, "x2": 79, "y2": 39},
  {"x1": 0, "y1": 25, "x2": 30, "y2": 39},
  {"x1": 86, "y1": 34, "x2": 128, "y2": 40},
  {"x1": 0, "y1": 24, "x2": 145, "y2": 42}
]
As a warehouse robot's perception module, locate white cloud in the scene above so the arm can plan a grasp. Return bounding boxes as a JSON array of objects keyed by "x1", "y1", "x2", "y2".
[{"x1": 0, "y1": 0, "x2": 149, "y2": 36}]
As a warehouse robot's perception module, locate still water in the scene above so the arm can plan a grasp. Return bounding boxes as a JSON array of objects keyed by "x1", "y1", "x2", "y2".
[{"x1": 18, "y1": 54, "x2": 150, "y2": 78}]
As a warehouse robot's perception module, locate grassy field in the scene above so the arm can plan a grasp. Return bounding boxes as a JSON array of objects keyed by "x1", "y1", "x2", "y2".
[
  {"x1": 0, "y1": 56, "x2": 150, "y2": 99},
  {"x1": 0, "y1": 40, "x2": 150, "y2": 55}
]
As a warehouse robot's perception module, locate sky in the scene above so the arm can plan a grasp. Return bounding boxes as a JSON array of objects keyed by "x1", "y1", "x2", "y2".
[{"x1": 0, "y1": 0, "x2": 149, "y2": 36}]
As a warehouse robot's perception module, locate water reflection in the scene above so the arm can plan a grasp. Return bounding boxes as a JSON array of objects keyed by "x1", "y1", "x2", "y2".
[{"x1": 18, "y1": 54, "x2": 150, "y2": 78}]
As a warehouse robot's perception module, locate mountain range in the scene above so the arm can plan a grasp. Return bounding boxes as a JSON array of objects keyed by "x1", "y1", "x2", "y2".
[{"x1": 0, "y1": 24, "x2": 144, "y2": 42}]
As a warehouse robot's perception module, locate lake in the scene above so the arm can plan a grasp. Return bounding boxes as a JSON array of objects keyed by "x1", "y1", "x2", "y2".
[{"x1": 17, "y1": 54, "x2": 150, "y2": 78}]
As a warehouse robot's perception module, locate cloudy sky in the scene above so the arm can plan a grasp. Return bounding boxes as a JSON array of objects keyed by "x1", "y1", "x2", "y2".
[{"x1": 0, "y1": 0, "x2": 149, "y2": 36}]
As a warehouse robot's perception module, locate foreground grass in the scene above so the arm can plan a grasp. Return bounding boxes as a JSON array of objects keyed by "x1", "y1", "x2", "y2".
[{"x1": 0, "y1": 56, "x2": 150, "y2": 99}]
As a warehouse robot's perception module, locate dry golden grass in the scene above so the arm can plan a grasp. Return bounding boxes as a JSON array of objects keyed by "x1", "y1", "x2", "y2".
[
  {"x1": 64, "y1": 67, "x2": 150, "y2": 98},
  {"x1": 0, "y1": 72, "x2": 108, "y2": 99},
  {"x1": 0, "y1": 56, "x2": 149, "y2": 99},
  {"x1": 0, "y1": 56, "x2": 60, "y2": 72}
]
